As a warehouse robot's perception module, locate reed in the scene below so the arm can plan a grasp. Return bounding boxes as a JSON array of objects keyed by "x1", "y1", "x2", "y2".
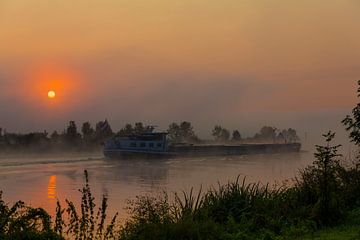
[{"x1": 55, "y1": 170, "x2": 118, "y2": 240}]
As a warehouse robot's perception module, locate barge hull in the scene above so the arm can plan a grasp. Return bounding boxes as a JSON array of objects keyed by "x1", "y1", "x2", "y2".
[
  {"x1": 169, "y1": 143, "x2": 301, "y2": 157},
  {"x1": 104, "y1": 143, "x2": 301, "y2": 159}
]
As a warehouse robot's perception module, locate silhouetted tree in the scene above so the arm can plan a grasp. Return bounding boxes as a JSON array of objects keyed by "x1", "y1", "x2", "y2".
[
  {"x1": 134, "y1": 122, "x2": 145, "y2": 134},
  {"x1": 117, "y1": 124, "x2": 134, "y2": 136},
  {"x1": 117, "y1": 122, "x2": 155, "y2": 136},
  {"x1": 275, "y1": 128, "x2": 300, "y2": 143},
  {"x1": 167, "y1": 123, "x2": 181, "y2": 141},
  {"x1": 232, "y1": 130, "x2": 242, "y2": 142},
  {"x1": 50, "y1": 131, "x2": 61, "y2": 143},
  {"x1": 179, "y1": 121, "x2": 197, "y2": 141},
  {"x1": 95, "y1": 120, "x2": 113, "y2": 142},
  {"x1": 65, "y1": 121, "x2": 81, "y2": 144},
  {"x1": 134, "y1": 122, "x2": 154, "y2": 134},
  {"x1": 82, "y1": 122, "x2": 95, "y2": 144},
  {"x1": 287, "y1": 128, "x2": 300, "y2": 143},
  {"x1": 277, "y1": 131, "x2": 285, "y2": 143},
  {"x1": 167, "y1": 121, "x2": 198, "y2": 143},
  {"x1": 342, "y1": 80, "x2": 360, "y2": 146},
  {"x1": 212, "y1": 125, "x2": 230, "y2": 142},
  {"x1": 254, "y1": 126, "x2": 277, "y2": 142},
  {"x1": 299, "y1": 131, "x2": 342, "y2": 225}
]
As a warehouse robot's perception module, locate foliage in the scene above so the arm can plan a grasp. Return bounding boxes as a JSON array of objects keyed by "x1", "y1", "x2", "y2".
[
  {"x1": 212, "y1": 125, "x2": 230, "y2": 142},
  {"x1": 167, "y1": 121, "x2": 199, "y2": 143},
  {"x1": 296, "y1": 208, "x2": 360, "y2": 240},
  {"x1": 296, "y1": 131, "x2": 343, "y2": 225},
  {"x1": 277, "y1": 128, "x2": 300, "y2": 143},
  {"x1": 82, "y1": 122, "x2": 95, "y2": 145},
  {"x1": 95, "y1": 120, "x2": 114, "y2": 142},
  {"x1": 253, "y1": 126, "x2": 277, "y2": 143},
  {"x1": 0, "y1": 191, "x2": 61, "y2": 240},
  {"x1": 65, "y1": 121, "x2": 82, "y2": 145},
  {"x1": 119, "y1": 176, "x2": 319, "y2": 240},
  {"x1": 55, "y1": 170, "x2": 118, "y2": 240},
  {"x1": 231, "y1": 130, "x2": 242, "y2": 141},
  {"x1": 342, "y1": 80, "x2": 360, "y2": 146},
  {"x1": 117, "y1": 122, "x2": 154, "y2": 136}
]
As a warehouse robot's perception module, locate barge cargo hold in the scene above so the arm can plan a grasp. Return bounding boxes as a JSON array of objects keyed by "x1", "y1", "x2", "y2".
[{"x1": 103, "y1": 132, "x2": 301, "y2": 159}]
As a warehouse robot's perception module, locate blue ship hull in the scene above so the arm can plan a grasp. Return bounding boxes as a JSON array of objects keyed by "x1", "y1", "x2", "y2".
[{"x1": 103, "y1": 143, "x2": 301, "y2": 159}]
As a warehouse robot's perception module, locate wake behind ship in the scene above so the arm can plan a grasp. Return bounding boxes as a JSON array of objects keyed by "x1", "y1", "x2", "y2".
[{"x1": 103, "y1": 132, "x2": 301, "y2": 159}]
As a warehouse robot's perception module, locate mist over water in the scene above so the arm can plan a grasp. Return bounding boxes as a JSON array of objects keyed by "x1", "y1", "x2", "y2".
[{"x1": 0, "y1": 151, "x2": 313, "y2": 221}]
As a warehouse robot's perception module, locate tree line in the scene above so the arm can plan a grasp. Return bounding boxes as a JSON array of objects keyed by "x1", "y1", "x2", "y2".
[
  {"x1": 0, "y1": 120, "x2": 300, "y2": 152},
  {"x1": 0, "y1": 120, "x2": 113, "y2": 152}
]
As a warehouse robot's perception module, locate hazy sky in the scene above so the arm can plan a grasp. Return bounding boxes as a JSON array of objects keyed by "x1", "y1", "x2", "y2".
[{"x1": 0, "y1": 0, "x2": 359, "y2": 146}]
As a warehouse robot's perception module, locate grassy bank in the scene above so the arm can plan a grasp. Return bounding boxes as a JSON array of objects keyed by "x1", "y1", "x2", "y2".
[{"x1": 297, "y1": 209, "x2": 360, "y2": 240}]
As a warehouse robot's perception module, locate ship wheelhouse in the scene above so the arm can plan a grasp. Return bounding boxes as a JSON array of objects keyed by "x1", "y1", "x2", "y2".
[{"x1": 104, "y1": 132, "x2": 168, "y2": 153}]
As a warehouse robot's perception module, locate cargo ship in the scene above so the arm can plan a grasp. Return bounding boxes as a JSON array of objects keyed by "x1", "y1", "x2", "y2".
[{"x1": 103, "y1": 132, "x2": 301, "y2": 159}]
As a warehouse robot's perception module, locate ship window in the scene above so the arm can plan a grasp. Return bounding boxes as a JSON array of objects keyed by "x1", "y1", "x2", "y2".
[
  {"x1": 157, "y1": 143, "x2": 162, "y2": 148},
  {"x1": 149, "y1": 143, "x2": 154, "y2": 148},
  {"x1": 140, "y1": 142, "x2": 146, "y2": 147},
  {"x1": 130, "y1": 142, "x2": 136, "y2": 147}
]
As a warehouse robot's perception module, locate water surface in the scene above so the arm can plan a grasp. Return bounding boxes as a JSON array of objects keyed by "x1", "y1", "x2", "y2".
[{"x1": 0, "y1": 152, "x2": 312, "y2": 221}]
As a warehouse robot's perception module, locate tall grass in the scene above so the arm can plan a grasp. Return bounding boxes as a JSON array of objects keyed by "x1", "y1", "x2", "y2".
[
  {"x1": 117, "y1": 177, "x2": 307, "y2": 240},
  {"x1": 55, "y1": 170, "x2": 118, "y2": 240}
]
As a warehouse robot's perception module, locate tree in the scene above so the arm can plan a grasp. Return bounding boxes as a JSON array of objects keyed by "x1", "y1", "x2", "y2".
[
  {"x1": 50, "y1": 131, "x2": 61, "y2": 143},
  {"x1": 117, "y1": 124, "x2": 134, "y2": 136},
  {"x1": 134, "y1": 122, "x2": 154, "y2": 134},
  {"x1": 134, "y1": 122, "x2": 145, "y2": 134},
  {"x1": 277, "y1": 131, "x2": 285, "y2": 143},
  {"x1": 95, "y1": 120, "x2": 113, "y2": 142},
  {"x1": 82, "y1": 122, "x2": 95, "y2": 145},
  {"x1": 287, "y1": 128, "x2": 300, "y2": 143},
  {"x1": 65, "y1": 121, "x2": 81, "y2": 144},
  {"x1": 179, "y1": 121, "x2": 197, "y2": 141},
  {"x1": 277, "y1": 128, "x2": 300, "y2": 143},
  {"x1": 212, "y1": 125, "x2": 230, "y2": 142},
  {"x1": 232, "y1": 130, "x2": 241, "y2": 142},
  {"x1": 167, "y1": 123, "x2": 181, "y2": 142},
  {"x1": 167, "y1": 121, "x2": 198, "y2": 143},
  {"x1": 254, "y1": 126, "x2": 277, "y2": 142},
  {"x1": 304, "y1": 131, "x2": 342, "y2": 225},
  {"x1": 342, "y1": 80, "x2": 360, "y2": 146},
  {"x1": 117, "y1": 122, "x2": 154, "y2": 136},
  {"x1": 82, "y1": 122, "x2": 94, "y2": 137}
]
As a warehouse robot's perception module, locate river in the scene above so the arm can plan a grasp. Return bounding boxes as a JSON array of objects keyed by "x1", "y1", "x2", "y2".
[{"x1": 0, "y1": 151, "x2": 312, "y2": 222}]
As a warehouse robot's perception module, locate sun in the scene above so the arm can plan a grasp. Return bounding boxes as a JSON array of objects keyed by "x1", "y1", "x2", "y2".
[{"x1": 47, "y1": 90, "x2": 56, "y2": 99}]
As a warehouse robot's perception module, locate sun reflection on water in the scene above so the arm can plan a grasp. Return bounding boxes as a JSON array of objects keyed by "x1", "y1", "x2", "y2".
[{"x1": 48, "y1": 175, "x2": 56, "y2": 199}]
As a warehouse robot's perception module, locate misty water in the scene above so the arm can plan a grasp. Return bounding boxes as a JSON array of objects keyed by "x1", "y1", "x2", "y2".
[{"x1": 0, "y1": 151, "x2": 313, "y2": 222}]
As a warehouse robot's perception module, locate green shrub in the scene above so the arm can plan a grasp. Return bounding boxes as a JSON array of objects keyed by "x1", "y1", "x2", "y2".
[
  {"x1": 294, "y1": 131, "x2": 343, "y2": 225},
  {"x1": 0, "y1": 191, "x2": 61, "y2": 240}
]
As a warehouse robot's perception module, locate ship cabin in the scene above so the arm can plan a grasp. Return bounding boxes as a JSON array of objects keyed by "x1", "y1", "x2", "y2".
[{"x1": 104, "y1": 132, "x2": 168, "y2": 153}]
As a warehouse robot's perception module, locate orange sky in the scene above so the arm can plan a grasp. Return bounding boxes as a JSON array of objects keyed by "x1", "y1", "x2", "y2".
[{"x1": 0, "y1": 0, "x2": 359, "y2": 142}]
